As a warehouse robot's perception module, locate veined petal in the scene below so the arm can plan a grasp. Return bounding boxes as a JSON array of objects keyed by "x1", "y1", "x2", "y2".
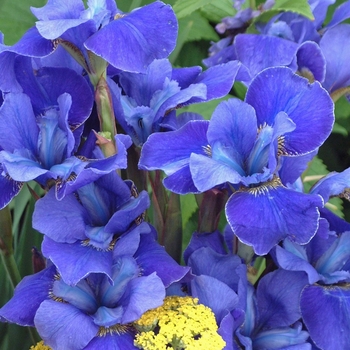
[
  {"x1": 119, "y1": 59, "x2": 173, "y2": 106},
  {"x1": 256, "y1": 270, "x2": 308, "y2": 328},
  {"x1": 0, "y1": 169, "x2": 23, "y2": 210},
  {"x1": 0, "y1": 265, "x2": 55, "y2": 326},
  {"x1": 301, "y1": 284, "x2": 350, "y2": 350},
  {"x1": 85, "y1": 2, "x2": 178, "y2": 73},
  {"x1": 245, "y1": 67, "x2": 334, "y2": 155},
  {"x1": 120, "y1": 273, "x2": 166, "y2": 324},
  {"x1": 0, "y1": 93, "x2": 38, "y2": 153},
  {"x1": 191, "y1": 275, "x2": 239, "y2": 324},
  {"x1": 35, "y1": 300, "x2": 98, "y2": 350},
  {"x1": 33, "y1": 189, "x2": 88, "y2": 243},
  {"x1": 0, "y1": 150, "x2": 47, "y2": 182},
  {"x1": 321, "y1": 24, "x2": 350, "y2": 92},
  {"x1": 226, "y1": 180, "x2": 323, "y2": 255}
]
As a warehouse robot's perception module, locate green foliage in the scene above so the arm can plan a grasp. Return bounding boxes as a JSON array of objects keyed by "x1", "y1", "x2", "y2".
[
  {"x1": 271, "y1": 0, "x2": 314, "y2": 20},
  {"x1": 173, "y1": 0, "x2": 214, "y2": 19},
  {"x1": 0, "y1": 0, "x2": 46, "y2": 45},
  {"x1": 199, "y1": 0, "x2": 236, "y2": 23}
]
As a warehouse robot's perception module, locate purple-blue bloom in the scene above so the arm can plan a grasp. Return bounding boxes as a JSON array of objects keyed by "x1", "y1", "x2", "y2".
[
  {"x1": 0, "y1": 222, "x2": 189, "y2": 349},
  {"x1": 109, "y1": 58, "x2": 243, "y2": 146},
  {"x1": 33, "y1": 172, "x2": 150, "y2": 285},
  {"x1": 31, "y1": 0, "x2": 178, "y2": 74},
  {"x1": 140, "y1": 67, "x2": 334, "y2": 254},
  {"x1": 0, "y1": 65, "x2": 131, "y2": 206}
]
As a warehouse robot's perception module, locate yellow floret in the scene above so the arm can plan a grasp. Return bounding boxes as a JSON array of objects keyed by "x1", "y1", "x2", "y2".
[
  {"x1": 30, "y1": 340, "x2": 52, "y2": 350},
  {"x1": 134, "y1": 296, "x2": 225, "y2": 350}
]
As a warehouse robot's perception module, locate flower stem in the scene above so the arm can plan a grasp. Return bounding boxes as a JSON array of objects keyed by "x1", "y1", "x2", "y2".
[{"x1": 0, "y1": 206, "x2": 41, "y2": 344}]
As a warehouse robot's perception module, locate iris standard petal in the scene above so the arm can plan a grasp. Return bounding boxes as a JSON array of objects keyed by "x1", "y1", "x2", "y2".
[
  {"x1": 226, "y1": 181, "x2": 323, "y2": 255},
  {"x1": 245, "y1": 67, "x2": 334, "y2": 156},
  {"x1": 208, "y1": 99, "x2": 257, "y2": 171}
]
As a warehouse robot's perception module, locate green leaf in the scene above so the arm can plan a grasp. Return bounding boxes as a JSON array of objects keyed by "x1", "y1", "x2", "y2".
[
  {"x1": 173, "y1": 0, "x2": 214, "y2": 19},
  {"x1": 0, "y1": 0, "x2": 47, "y2": 45},
  {"x1": 271, "y1": 0, "x2": 314, "y2": 20},
  {"x1": 200, "y1": 0, "x2": 236, "y2": 23},
  {"x1": 180, "y1": 94, "x2": 234, "y2": 120},
  {"x1": 181, "y1": 11, "x2": 219, "y2": 42}
]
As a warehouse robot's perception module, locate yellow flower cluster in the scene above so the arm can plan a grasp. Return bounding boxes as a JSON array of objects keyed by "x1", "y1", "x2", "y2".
[
  {"x1": 133, "y1": 296, "x2": 225, "y2": 350},
  {"x1": 30, "y1": 340, "x2": 52, "y2": 350}
]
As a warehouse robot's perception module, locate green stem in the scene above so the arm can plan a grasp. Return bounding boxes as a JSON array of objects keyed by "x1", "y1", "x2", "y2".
[
  {"x1": 0, "y1": 206, "x2": 41, "y2": 344},
  {"x1": 249, "y1": 0, "x2": 256, "y2": 9}
]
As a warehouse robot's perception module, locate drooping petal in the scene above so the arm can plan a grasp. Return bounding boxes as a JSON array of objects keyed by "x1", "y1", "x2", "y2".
[
  {"x1": 256, "y1": 270, "x2": 309, "y2": 329},
  {"x1": 0, "y1": 93, "x2": 38, "y2": 153},
  {"x1": 301, "y1": 284, "x2": 350, "y2": 350},
  {"x1": 191, "y1": 275, "x2": 239, "y2": 324},
  {"x1": 183, "y1": 230, "x2": 226, "y2": 264},
  {"x1": 84, "y1": 332, "x2": 137, "y2": 350},
  {"x1": 135, "y1": 225, "x2": 190, "y2": 287},
  {"x1": 321, "y1": 24, "x2": 350, "y2": 93},
  {"x1": 310, "y1": 167, "x2": 350, "y2": 203},
  {"x1": 273, "y1": 244, "x2": 319, "y2": 284},
  {"x1": 246, "y1": 67, "x2": 334, "y2": 156},
  {"x1": 0, "y1": 168, "x2": 23, "y2": 209},
  {"x1": 119, "y1": 273, "x2": 166, "y2": 324},
  {"x1": 226, "y1": 181, "x2": 323, "y2": 255},
  {"x1": 35, "y1": 300, "x2": 98, "y2": 350},
  {"x1": 0, "y1": 265, "x2": 55, "y2": 326},
  {"x1": 188, "y1": 247, "x2": 243, "y2": 291},
  {"x1": 41, "y1": 236, "x2": 113, "y2": 285},
  {"x1": 85, "y1": 2, "x2": 178, "y2": 73},
  {"x1": 33, "y1": 189, "x2": 88, "y2": 243}
]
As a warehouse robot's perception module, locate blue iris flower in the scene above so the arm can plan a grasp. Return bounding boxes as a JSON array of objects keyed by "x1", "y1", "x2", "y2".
[
  {"x1": 140, "y1": 67, "x2": 334, "y2": 254},
  {"x1": 0, "y1": 64, "x2": 130, "y2": 208},
  {"x1": 33, "y1": 171, "x2": 151, "y2": 285},
  {"x1": 0, "y1": 222, "x2": 189, "y2": 349},
  {"x1": 30, "y1": 0, "x2": 178, "y2": 74},
  {"x1": 108, "y1": 58, "x2": 243, "y2": 146}
]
